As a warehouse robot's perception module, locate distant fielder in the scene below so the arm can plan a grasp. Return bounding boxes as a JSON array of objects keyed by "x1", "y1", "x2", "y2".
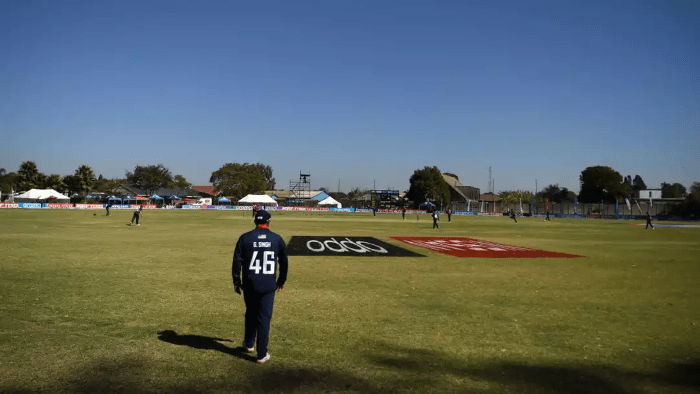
[
  {"x1": 130, "y1": 205, "x2": 143, "y2": 226},
  {"x1": 509, "y1": 209, "x2": 518, "y2": 224}
]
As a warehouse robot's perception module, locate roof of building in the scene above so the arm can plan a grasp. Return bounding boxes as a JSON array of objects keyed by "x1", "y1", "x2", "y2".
[
  {"x1": 442, "y1": 173, "x2": 463, "y2": 187},
  {"x1": 442, "y1": 173, "x2": 469, "y2": 201},
  {"x1": 192, "y1": 185, "x2": 219, "y2": 196}
]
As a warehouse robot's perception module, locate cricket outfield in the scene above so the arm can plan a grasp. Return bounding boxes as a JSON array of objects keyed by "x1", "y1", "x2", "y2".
[{"x1": 1, "y1": 209, "x2": 698, "y2": 393}]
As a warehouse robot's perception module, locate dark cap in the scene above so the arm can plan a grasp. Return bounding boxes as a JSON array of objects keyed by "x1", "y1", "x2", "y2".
[{"x1": 254, "y1": 210, "x2": 271, "y2": 225}]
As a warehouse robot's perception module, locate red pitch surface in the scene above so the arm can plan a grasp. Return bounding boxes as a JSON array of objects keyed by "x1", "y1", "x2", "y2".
[{"x1": 391, "y1": 237, "x2": 583, "y2": 258}]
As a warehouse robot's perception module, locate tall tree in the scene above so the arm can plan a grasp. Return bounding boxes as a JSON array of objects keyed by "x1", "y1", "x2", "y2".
[
  {"x1": 126, "y1": 164, "x2": 173, "y2": 196},
  {"x1": 44, "y1": 174, "x2": 66, "y2": 191},
  {"x1": 406, "y1": 166, "x2": 450, "y2": 209},
  {"x1": 209, "y1": 163, "x2": 272, "y2": 199},
  {"x1": 171, "y1": 175, "x2": 192, "y2": 189},
  {"x1": 93, "y1": 177, "x2": 125, "y2": 193},
  {"x1": 14, "y1": 161, "x2": 42, "y2": 191},
  {"x1": 253, "y1": 163, "x2": 275, "y2": 190},
  {"x1": 74, "y1": 165, "x2": 96, "y2": 198},
  {"x1": 537, "y1": 184, "x2": 576, "y2": 203},
  {"x1": 499, "y1": 190, "x2": 533, "y2": 211},
  {"x1": 579, "y1": 166, "x2": 630, "y2": 203},
  {"x1": 689, "y1": 182, "x2": 700, "y2": 203},
  {"x1": 0, "y1": 170, "x2": 18, "y2": 195},
  {"x1": 632, "y1": 175, "x2": 647, "y2": 191},
  {"x1": 661, "y1": 182, "x2": 686, "y2": 198}
]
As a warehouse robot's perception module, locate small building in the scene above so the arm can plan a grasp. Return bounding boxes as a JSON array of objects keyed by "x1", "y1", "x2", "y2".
[{"x1": 635, "y1": 189, "x2": 662, "y2": 200}]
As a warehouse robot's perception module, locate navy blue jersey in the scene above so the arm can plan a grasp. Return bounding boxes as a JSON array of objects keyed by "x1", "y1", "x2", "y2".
[{"x1": 232, "y1": 228, "x2": 288, "y2": 294}]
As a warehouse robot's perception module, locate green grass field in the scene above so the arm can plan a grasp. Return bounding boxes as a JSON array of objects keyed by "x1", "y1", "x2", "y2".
[{"x1": 1, "y1": 209, "x2": 699, "y2": 393}]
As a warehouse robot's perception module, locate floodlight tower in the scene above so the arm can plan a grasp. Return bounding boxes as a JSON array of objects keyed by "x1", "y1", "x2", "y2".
[{"x1": 289, "y1": 171, "x2": 311, "y2": 203}]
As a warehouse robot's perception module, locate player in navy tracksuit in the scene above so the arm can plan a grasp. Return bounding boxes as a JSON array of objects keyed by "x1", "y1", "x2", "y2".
[
  {"x1": 130, "y1": 205, "x2": 143, "y2": 225},
  {"x1": 509, "y1": 209, "x2": 518, "y2": 223},
  {"x1": 232, "y1": 210, "x2": 288, "y2": 364},
  {"x1": 645, "y1": 212, "x2": 654, "y2": 229}
]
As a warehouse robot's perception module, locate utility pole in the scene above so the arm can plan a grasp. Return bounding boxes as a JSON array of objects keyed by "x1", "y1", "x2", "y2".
[{"x1": 488, "y1": 167, "x2": 492, "y2": 194}]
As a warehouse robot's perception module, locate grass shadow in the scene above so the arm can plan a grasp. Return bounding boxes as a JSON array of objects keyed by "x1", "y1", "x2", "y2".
[
  {"x1": 364, "y1": 341, "x2": 700, "y2": 393},
  {"x1": 157, "y1": 329, "x2": 255, "y2": 362}
]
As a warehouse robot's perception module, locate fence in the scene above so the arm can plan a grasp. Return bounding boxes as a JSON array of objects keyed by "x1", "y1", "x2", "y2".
[{"x1": 451, "y1": 200, "x2": 679, "y2": 218}]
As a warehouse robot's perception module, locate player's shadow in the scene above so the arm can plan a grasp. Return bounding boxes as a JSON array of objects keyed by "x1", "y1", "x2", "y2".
[{"x1": 157, "y1": 330, "x2": 255, "y2": 362}]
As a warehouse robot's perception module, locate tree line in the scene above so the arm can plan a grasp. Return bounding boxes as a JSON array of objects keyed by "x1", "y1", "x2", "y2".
[
  {"x1": 404, "y1": 165, "x2": 699, "y2": 218},
  {"x1": 2, "y1": 161, "x2": 698, "y2": 217},
  {"x1": 0, "y1": 161, "x2": 275, "y2": 202}
]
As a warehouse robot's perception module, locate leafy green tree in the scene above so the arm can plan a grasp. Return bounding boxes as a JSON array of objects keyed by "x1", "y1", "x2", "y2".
[
  {"x1": 499, "y1": 190, "x2": 533, "y2": 212},
  {"x1": 126, "y1": 164, "x2": 173, "y2": 196},
  {"x1": 93, "y1": 177, "x2": 124, "y2": 193},
  {"x1": 406, "y1": 166, "x2": 450, "y2": 209},
  {"x1": 499, "y1": 190, "x2": 533, "y2": 204},
  {"x1": 661, "y1": 182, "x2": 686, "y2": 198},
  {"x1": 537, "y1": 184, "x2": 576, "y2": 203},
  {"x1": 209, "y1": 163, "x2": 272, "y2": 200},
  {"x1": 689, "y1": 182, "x2": 700, "y2": 203},
  {"x1": 43, "y1": 174, "x2": 66, "y2": 191},
  {"x1": 253, "y1": 163, "x2": 275, "y2": 190},
  {"x1": 328, "y1": 191, "x2": 347, "y2": 200},
  {"x1": 171, "y1": 175, "x2": 192, "y2": 189},
  {"x1": 632, "y1": 175, "x2": 647, "y2": 191},
  {"x1": 669, "y1": 182, "x2": 700, "y2": 218},
  {"x1": 35, "y1": 173, "x2": 47, "y2": 189},
  {"x1": 74, "y1": 165, "x2": 96, "y2": 198},
  {"x1": 0, "y1": 169, "x2": 18, "y2": 197},
  {"x1": 63, "y1": 175, "x2": 78, "y2": 194},
  {"x1": 14, "y1": 161, "x2": 43, "y2": 191},
  {"x1": 579, "y1": 166, "x2": 630, "y2": 203}
]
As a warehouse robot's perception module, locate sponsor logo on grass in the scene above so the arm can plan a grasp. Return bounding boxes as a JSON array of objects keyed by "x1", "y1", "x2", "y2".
[
  {"x1": 287, "y1": 236, "x2": 423, "y2": 257},
  {"x1": 391, "y1": 237, "x2": 583, "y2": 258}
]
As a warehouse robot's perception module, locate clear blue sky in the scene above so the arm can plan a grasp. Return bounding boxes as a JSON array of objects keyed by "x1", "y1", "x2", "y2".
[{"x1": 1, "y1": 0, "x2": 698, "y2": 193}]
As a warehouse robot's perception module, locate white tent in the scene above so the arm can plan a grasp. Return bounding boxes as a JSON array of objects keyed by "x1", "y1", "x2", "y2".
[
  {"x1": 318, "y1": 196, "x2": 341, "y2": 208},
  {"x1": 238, "y1": 194, "x2": 278, "y2": 206},
  {"x1": 14, "y1": 189, "x2": 69, "y2": 202}
]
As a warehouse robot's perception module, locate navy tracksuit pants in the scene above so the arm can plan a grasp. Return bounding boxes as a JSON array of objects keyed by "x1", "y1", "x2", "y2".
[{"x1": 243, "y1": 290, "x2": 275, "y2": 358}]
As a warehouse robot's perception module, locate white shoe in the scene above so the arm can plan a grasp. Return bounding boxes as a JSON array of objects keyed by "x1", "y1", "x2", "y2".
[
  {"x1": 257, "y1": 353, "x2": 271, "y2": 364},
  {"x1": 242, "y1": 341, "x2": 254, "y2": 353}
]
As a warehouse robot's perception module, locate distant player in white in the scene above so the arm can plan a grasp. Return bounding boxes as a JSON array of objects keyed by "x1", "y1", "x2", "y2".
[{"x1": 130, "y1": 205, "x2": 143, "y2": 225}]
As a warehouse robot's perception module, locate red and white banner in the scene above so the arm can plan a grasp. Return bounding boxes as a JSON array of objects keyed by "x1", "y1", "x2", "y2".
[
  {"x1": 0, "y1": 203, "x2": 20, "y2": 209},
  {"x1": 45, "y1": 203, "x2": 73, "y2": 209},
  {"x1": 391, "y1": 236, "x2": 583, "y2": 258},
  {"x1": 75, "y1": 204, "x2": 108, "y2": 209}
]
